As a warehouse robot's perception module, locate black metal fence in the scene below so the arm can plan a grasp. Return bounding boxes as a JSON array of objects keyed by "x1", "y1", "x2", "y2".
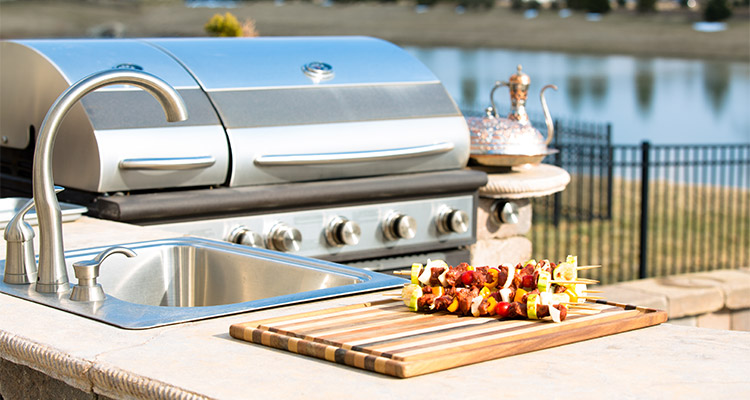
[{"x1": 531, "y1": 141, "x2": 750, "y2": 285}]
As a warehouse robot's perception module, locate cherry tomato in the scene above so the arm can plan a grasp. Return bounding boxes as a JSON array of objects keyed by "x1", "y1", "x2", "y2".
[
  {"x1": 521, "y1": 274, "x2": 535, "y2": 289},
  {"x1": 494, "y1": 302, "x2": 511, "y2": 318},
  {"x1": 460, "y1": 270, "x2": 474, "y2": 286}
]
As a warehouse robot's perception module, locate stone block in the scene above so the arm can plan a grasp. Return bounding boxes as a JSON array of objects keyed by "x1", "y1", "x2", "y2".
[
  {"x1": 691, "y1": 269, "x2": 750, "y2": 310},
  {"x1": 731, "y1": 309, "x2": 750, "y2": 332},
  {"x1": 696, "y1": 309, "x2": 732, "y2": 330},
  {"x1": 612, "y1": 276, "x2": 724, "y2": 319},
  {"x1": 597, "y1": 284, "x2": 668, "y2": 311},
  {"x1": 476, "y1": 198, "x2": 531, "y2": 240},
  {"x1": 470, "y1": 236, "x2": 532, "y2": 267}
]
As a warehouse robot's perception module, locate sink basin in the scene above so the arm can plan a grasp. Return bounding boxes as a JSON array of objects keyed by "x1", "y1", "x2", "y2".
[{"x1": 0, "y1": 237, "x2": 406, "y2": 329}]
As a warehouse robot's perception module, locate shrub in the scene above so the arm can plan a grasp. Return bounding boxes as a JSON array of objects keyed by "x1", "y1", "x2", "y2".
[
  {"x1": 205, "y1": 12, "x2": 258, "y2": 37},
  {"x1": 587, "y1": 0, "x2": 611, "y2": 13},
  {"x1": 567, "y1": 0, "x2": 587, "y2": 10},
  {"x1": 704, "y1": 0, "x2": 733, "y2": 21},
  {"x1": 636, "y1": 0, "x2": 656, "y2": 12},
  {"x1": 458, "y1": 0, "x2": 494, "y2": 9}
]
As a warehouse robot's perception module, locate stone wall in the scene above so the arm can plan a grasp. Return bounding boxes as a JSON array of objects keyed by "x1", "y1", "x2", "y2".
[{"x1": 600, "y1": 268, "x2": 750, "y2": 331}]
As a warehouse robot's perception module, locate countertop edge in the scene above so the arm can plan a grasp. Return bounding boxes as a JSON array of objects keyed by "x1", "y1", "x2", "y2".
[{"x1": 1, "y1": 329, "x2": 210, "y2": 400}]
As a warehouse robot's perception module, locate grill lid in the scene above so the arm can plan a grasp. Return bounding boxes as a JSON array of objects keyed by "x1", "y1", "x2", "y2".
[{"x1": 1, "y1": 37, "x2": 470, "y2": 192}]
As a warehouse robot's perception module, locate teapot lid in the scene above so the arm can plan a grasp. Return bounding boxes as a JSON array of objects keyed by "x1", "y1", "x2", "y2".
[{"x1": 508, "y1": 65, "x2": 531, "y2": 87}]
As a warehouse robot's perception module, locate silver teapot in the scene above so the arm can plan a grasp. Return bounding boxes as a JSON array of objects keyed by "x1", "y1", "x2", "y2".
[{"x1": 467, "y1": 65, "x2": 558, "y2": 167}]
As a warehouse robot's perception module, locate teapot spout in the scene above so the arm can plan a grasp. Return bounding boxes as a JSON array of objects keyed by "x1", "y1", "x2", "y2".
[{"x1": 540, "y1": 84, "x2": 558, "y2": 146}]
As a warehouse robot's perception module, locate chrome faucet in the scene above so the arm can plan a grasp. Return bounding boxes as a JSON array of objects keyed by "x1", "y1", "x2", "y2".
[{"x1": 33, "y1": 69, "x2": 188, "y2": 293}]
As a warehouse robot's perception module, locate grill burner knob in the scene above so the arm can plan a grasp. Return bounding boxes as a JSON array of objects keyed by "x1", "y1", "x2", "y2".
[
  {"x1": 491, "y1": 201, "x2": 520, "y2": 225},
  {"x1": 383, "y1": 213, "x2": 417, "y2": 241},
  {"x1": 326, "y1": 216, "x2": 361, "y2": 247},
  {"x1": 436, "y1": 207, "x2": 470, "y2": 234},
  {"x1": 227, "y1": 226, "x2": 264, "y2": 248},
  {"x1": 268, "y1": 223, "x2": 302, "y2": 252}
]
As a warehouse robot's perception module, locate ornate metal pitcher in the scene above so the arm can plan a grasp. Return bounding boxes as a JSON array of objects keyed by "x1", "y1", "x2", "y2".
[{"x1": 467, "y1": 65, "x2": 558, "y2": 167}]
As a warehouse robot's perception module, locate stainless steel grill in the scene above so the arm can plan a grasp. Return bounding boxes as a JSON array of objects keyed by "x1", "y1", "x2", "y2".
[{"x1": 0, "y1": 37, "x2": 487, "y2": 270}]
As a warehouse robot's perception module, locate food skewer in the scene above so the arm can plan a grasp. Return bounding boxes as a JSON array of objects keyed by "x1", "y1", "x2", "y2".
[
  {"x1": 549, "y1": 279, "x2": 599, "y2": 285},
  {"x1": 561, "y1": 302, "x2": 604, "y2": 309},
  {"x1": 395, "y1": 266, "x2": 602, "y2": 276}
]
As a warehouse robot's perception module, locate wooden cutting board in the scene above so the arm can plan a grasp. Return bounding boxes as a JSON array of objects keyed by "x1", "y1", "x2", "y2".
[{"x1": 229, "y1": 298, "x2": 667, "y2": 378}]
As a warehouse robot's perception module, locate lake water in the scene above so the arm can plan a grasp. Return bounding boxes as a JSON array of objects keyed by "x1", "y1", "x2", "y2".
[{"x1": 404, "y1": 47, "x2": 750, "y2": 145}]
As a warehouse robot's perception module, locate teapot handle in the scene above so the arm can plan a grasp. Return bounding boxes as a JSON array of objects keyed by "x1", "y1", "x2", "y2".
[
  {"x1": 489, "y1": 81, "x2": 509, "y2": 119},
  {"x1": 540, "y1": 84, "x2": 558, "y2": 145}
]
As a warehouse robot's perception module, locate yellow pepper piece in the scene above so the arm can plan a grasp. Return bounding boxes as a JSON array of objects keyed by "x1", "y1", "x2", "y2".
[
  {"x1": 564, "y1": 288, "x2": 579, "y2": 303},
  {"x1": 479, "y1": 286, "x2": 491, "y2": 298},
  {"x1": 447, "y1": 297, "x2": 459, "y2": 313},
  {"x1": 467, "y1": 265, "x2": 475, "y2": 271},
  {"x1": 484, "y1": 268, "x2": 499, "y2": 289},
  {"x1": 432, "y1": 286, "x2": 445, "y2": 297},
  {"x1": 527, "y1": 293, "x2": 539, "y2": 319},
  {"x1": 514, "y1": 288, "x2": 528, "y2": 303},
  {"x1": 486, "y1": 297, "x2": 498, "y2": 315}
]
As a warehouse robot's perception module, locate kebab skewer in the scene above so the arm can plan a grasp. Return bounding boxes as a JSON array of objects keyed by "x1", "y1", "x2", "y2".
[{"x1": 397, "y1": 256, "x2": 601, "y2": 323}]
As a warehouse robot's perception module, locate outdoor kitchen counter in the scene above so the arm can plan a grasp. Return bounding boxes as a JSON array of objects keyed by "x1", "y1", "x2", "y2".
[{"x1": 1, "y1": 218, "x2": 749, "y2": 399}]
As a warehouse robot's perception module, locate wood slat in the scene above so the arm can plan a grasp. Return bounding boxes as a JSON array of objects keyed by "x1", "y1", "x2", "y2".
[{"x1": 230, "y1": 299, "x2": 667, "y2": 378}]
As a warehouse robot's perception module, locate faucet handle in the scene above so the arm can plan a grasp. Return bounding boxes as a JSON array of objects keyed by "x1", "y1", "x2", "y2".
[
  {"x1": 70, "y1": 246, "x2": 137, "y2": 302},
  {"x1": 3, "y1": 198, "x2": 38, "y2": 284}
]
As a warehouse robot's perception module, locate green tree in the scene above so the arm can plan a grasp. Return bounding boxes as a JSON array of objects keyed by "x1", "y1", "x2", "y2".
[{"x1": 704, "y1": 0, "x2": 733, "y2": 21}]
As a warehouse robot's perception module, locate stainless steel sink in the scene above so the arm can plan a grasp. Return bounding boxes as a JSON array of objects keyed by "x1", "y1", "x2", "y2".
[{"x1": 0, "y1": 237, "x2": 405, "y2": 329}]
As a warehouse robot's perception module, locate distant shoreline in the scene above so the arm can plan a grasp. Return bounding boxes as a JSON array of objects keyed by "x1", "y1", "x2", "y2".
[{"x1": 1, "y1": 1, "x2": 749, "y2": 61}]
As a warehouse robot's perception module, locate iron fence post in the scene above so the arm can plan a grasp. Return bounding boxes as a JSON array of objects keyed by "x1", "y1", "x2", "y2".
[
  {"x1": 553, "y1": 119, "x2": 561, "y2": 227},
  {"x1": 639, "y1": 141, "x2": 651, "y2": 279},
  {"x1": 606, "y1": 124, "x2": 614, "y2": 220}
]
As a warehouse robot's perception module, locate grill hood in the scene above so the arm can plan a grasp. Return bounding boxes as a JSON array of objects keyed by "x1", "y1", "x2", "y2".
[{"x1": 0, "y1": 37, "x2": 470, "y2": 193}]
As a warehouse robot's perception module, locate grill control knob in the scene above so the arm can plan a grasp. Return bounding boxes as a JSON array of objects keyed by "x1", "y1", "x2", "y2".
[
  {"x1": 436, "y1": 207, "x2": 470, "y2": 234},
  {"x1": 227, "y1": 226, "x2": 265, "y2": 248},
  {"x1": 491, "y1": 201, "x2": 520, "y2": 225},
  {"x1": 326, "y1": 216, "x2": 361, "y2": 247},
  {"x1": 267, "y1": 223, "x2": 302, "y2": 252},
  {"x1": 383, "y1": 212, "x2": 417, "y2": 241}
]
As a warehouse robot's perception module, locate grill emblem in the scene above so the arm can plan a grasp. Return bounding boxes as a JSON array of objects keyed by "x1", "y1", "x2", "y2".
[
  {"x1": 302, "y1": 61, "x2": 334, "y2": 83},
  {"x1": 113, "y1": 63, "x2": 144, "y2": 71}
]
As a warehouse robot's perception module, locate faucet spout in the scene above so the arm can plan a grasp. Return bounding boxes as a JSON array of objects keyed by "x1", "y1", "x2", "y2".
[{"x1": 33, "y1": 69, "x2": 188, "y2": 293}]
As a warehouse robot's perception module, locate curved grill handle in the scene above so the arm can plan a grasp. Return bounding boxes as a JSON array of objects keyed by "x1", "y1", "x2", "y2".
[
  {"x1": 119, "y1": 156, "x2": 216, "y2": 170},
  {"x1": 254, "y1": 142, "x2": 455, "y2": 166}
]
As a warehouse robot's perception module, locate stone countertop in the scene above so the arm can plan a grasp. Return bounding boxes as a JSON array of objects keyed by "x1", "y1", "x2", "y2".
[{"x1": 2, "y1": 218, "x2": 750, "y2": 399}]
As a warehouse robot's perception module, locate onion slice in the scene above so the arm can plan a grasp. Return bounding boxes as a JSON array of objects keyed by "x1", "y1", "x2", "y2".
[
  {"x1": 499, "y1": 288, "x2": 512, "y2": 303},
  {"x1": 502, "y1": 263, "x2": 515, "y2": 289}
]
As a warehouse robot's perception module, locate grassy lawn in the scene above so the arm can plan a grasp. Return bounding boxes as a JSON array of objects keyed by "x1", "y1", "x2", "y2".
[{"x1": 529, "y1": 174, "x2": 749, "y2": 284}]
